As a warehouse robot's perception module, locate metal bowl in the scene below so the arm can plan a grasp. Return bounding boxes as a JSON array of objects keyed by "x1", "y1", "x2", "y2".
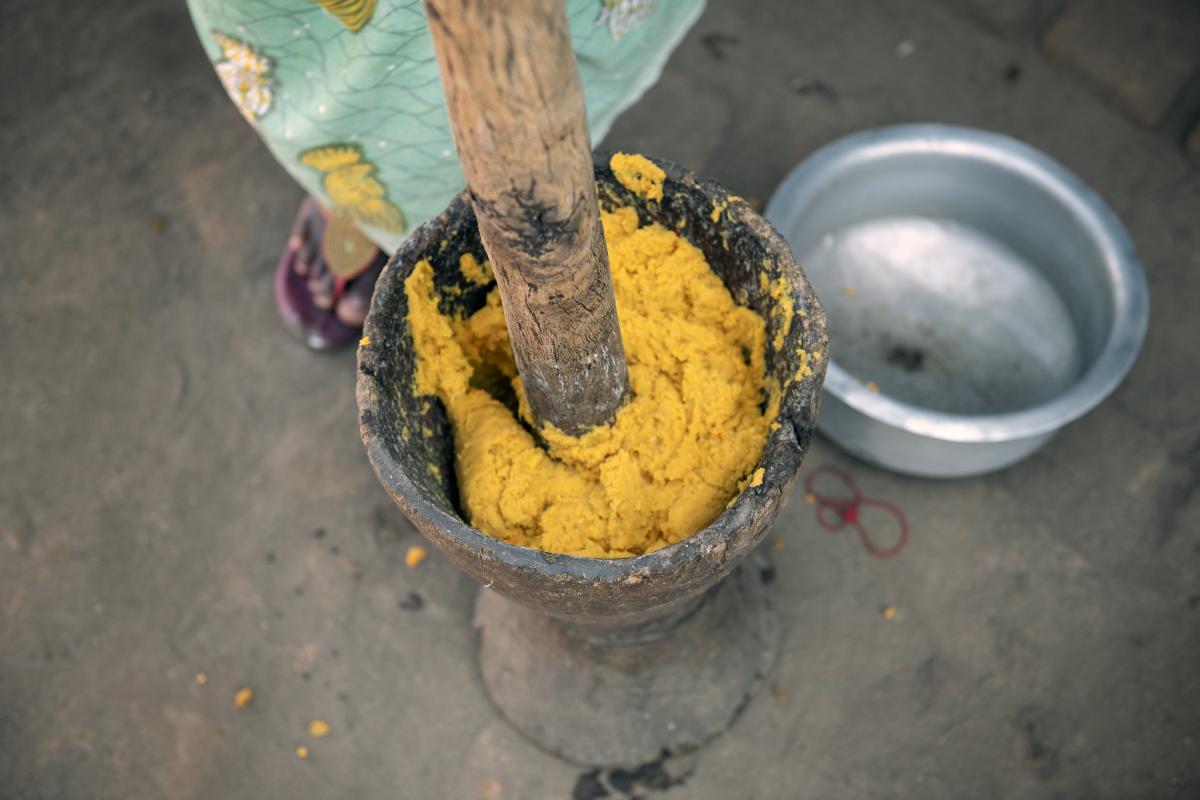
[{"x1": 766, "y1": 124, "x2": 1148, "y2": 477}]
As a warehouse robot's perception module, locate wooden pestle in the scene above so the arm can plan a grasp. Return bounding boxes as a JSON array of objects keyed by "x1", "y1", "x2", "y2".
[{"x1": 423, "y1": 0, "x2": 631, "y2": 436}]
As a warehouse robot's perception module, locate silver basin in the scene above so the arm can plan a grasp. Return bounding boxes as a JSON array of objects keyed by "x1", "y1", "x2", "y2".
[{"x1": 766, "y1": 124, "x2": 1148, "y2": 478}]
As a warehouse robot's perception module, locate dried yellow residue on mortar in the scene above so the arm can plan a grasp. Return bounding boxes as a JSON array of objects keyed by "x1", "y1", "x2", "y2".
[
  {"x1": 794, "y1": 347, "x2": 815, "y2": 381},
  {"x1": 406, "y1": 206, "x2": 778, "y2": 558},
  {"x1": 760, "y1": 270, "x2": 794, "y2": 352},
  {"x1": 610, "y1": 152, "x2": 666, "y2": 201}
]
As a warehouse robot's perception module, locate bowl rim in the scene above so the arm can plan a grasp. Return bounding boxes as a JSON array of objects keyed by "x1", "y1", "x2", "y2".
[
  {"x1": 357, "y1": 153, "x2": 828, "y2": 583},
  {"x1": 765, "y1": 123, "x2": 1149, "y2": 444}
]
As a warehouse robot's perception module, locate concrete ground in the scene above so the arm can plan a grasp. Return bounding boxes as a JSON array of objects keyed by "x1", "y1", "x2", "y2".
[{"x1": 3, "y1": 0, "x2": 1199, "y2": 798}]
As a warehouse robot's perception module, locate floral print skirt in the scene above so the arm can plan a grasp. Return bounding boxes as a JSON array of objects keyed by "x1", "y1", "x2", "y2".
[{"x1": 188, "y1": 0, "x2": 704, "y2": 253}]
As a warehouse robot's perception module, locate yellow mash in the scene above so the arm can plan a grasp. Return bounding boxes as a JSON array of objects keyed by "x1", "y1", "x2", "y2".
[
  {"x1": 610, "y1": 151, "x2": 666, "y2": 201},
  {"x1": 405, "y1": 159, "x2": 776, "y2": 558}
]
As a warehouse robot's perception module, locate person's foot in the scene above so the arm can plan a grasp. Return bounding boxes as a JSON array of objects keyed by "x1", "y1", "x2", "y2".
[{"x1": 274, "y1": 197, "x2": 386, "y2": 350}]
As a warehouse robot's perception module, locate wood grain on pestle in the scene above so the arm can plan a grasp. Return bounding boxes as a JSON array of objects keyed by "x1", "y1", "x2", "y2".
[{"x1": 423, "y1": 0, "x2": 631, "y2": 435}]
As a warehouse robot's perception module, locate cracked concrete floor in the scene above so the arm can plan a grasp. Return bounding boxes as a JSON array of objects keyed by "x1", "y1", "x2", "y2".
[{"x1": 2, "y1": 0, "x2": 1199, "y2": 798}]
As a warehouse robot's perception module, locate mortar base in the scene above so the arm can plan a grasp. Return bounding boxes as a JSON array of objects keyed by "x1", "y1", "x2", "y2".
[{"x1": 474, "y1": 564, "x2": 778, "y2": 766}]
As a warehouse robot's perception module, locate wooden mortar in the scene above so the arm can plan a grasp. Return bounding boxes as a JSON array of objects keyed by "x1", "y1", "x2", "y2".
[{"x1": 357, "y1": 153, "x2": 828, "y2": 765}]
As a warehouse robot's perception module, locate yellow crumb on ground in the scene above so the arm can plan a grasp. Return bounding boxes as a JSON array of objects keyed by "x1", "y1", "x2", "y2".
[
  {"x1": 359, "y1": 335, "x2": 370, "y2": 347},
  {"x1": 479, "y1": 777, "x2": 505, "y2": 799},
  {"x1": 843, "y1": 285, "x2": 857, "y2": 297},
  {"x1": 459, "y1": 253, "x2": 494, "y2": 286},
  {"x1": 296, "y1": 745, "x2": 310, "y2": 759},
  {"x1": 609, "y1": 152, "x2": 666, "y2": 201},
  {"x1": 749, "y1": 467, "x2": 765, "y2": 488},
  {"x1": 882, "y1": 605, "x2": 897, "y2": 620},
  {"x1": 308, "y1": 719, "x2": 331, "y2": 738},
  {"x1": 771, "y1": 538, "x2": 784, "y2": 552},
  {"x1": 194, "y1": 673, "x2": 207, "y2": 686},
  {"x1": 866, "y1": 381, "x2": 880, "y2": 394},
  {"x1": 804, "y1": 491, "x2": 816, "y2": 504},
  {"x1": 406, "y1": 201, "x2": 778, "y2": 558},
  {"x1": 233, "y1": 687, "x2": 254, "y2": 709},
  {"x1": 426, "y1": 464, "x2": 441, "y2": 479},
  {"x1": 404, "y1": 545, "x2": 428, "y2": 568}
]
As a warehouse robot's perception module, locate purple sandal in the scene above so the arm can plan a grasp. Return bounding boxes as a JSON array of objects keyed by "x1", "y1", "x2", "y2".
[{"x1": 274, "y1": 197, "x2": 386, "y2": 350}]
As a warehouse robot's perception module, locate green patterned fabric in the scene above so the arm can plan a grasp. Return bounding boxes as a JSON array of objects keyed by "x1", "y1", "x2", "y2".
[{"x1": 188, "y1": 0, "x2": 704, "y2": 253}]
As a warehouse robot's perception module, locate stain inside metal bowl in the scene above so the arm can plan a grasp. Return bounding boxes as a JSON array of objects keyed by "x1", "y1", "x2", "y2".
[{"x1": 802, "y1": 216, "x2": 1082, "y2": 416}]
